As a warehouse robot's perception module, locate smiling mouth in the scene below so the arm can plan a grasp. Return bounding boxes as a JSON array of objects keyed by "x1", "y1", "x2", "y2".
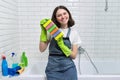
[{"x1": 61, "y1": 18, "x2": 68, "y2": 22}]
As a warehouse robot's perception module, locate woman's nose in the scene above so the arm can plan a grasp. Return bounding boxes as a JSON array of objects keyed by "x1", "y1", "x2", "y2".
[{"x1": 61, "y1": 15, "x2": 65, "y2": 19}]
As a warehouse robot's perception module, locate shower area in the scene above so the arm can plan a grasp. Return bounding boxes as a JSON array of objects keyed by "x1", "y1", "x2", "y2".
[{"x1": 0, "y1": 0, "x2": 120, "y2": 80}]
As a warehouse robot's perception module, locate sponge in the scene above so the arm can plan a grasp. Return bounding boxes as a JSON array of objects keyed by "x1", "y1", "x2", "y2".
[{"x1": 42, "y1": 19, "x2": 63, "y2": 40}]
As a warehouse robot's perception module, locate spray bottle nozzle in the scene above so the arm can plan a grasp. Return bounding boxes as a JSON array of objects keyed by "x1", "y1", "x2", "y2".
[{"x1": 12, "y1": 52, "x2": 15, "y2": 57}]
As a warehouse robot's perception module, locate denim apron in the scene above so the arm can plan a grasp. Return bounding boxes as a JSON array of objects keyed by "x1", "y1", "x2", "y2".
[{"x1": 45, "y1": 28, "x2": 78, "y2": 80}]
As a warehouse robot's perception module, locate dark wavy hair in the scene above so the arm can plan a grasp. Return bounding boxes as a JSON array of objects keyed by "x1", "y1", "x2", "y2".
[{"x1": 51, "y1": 5, "x2": 75, "y2": 28}]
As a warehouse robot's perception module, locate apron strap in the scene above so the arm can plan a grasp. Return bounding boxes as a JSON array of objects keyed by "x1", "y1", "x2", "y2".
[{"x1": 66, "y1": 28, "x2": 71, "y2": 37}]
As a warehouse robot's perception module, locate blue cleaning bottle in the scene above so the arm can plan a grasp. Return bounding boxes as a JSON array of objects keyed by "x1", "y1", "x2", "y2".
[{"x1": 1, "y1": 55, "x2": 8, "y2": 76}]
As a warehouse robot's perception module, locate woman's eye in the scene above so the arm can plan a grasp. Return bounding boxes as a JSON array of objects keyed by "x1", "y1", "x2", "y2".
[
  {"x1": 57, "y1": 14, "x2": 61, "y2": 17},
  {"x1": 63, "y1": 12, "x2": 66, "y2": 15}
]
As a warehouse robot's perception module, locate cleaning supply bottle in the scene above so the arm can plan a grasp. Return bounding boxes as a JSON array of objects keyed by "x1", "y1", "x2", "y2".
[
  {"x1": 1, "y1": 55, "x2": 8, "y2": 76},
  {"x1": 11, "y1": 52, "x2": 18, "y2": 68},
  {"x1": 21, "y1": 52, "x2": 28, "y2": 67}
]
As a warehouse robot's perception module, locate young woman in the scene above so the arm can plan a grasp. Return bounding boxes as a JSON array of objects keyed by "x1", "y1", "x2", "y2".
[{"x1": 39, "y1": 5, "x2": 81, "y2": 80}]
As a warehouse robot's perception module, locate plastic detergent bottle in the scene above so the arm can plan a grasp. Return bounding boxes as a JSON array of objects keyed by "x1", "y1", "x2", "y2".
[
  {"x1": 1, "y1": 55, "x2": 8, "y2": 76},
  {"x1": 21, "y1": 52, "x2": 28, "y2": 67},
  {"x1": 11, "y1": 52, "x2": 18, "y2": 68}
]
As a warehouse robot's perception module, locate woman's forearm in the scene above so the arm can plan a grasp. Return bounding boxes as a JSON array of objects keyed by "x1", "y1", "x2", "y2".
[
  {"x1": 70, "y1": 44, "x2": 78, "y2": 59},
  {"x1": 39, "y1": 41, "x2": 49, "y2": 52}
]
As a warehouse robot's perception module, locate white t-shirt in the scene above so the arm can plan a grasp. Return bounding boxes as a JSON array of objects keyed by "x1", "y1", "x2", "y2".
[
  {"x1": 48, "y1": 27, "x2": 81, "y2": 47},
  {"x1": 60, "y1": 27, "x2": 81, "y2": 47}
]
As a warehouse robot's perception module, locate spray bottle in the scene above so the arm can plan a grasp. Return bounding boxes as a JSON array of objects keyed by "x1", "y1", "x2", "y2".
[{"x1": 11, "y1": 52, "x2": 18, "y2": 68}]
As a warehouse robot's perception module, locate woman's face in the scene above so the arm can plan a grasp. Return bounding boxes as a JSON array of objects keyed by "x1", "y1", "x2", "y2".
[{"x1": 56, "y1": 9, "x2": 69, "y2": 28}]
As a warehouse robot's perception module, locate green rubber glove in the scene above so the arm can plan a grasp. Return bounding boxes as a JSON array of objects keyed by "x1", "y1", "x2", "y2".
[
  {"x1": 56, "y1": 37, "x2": 72, "y2": 57},
  {"x1": 40, "y1": 19, "x2": 48, "y2": 42}
]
